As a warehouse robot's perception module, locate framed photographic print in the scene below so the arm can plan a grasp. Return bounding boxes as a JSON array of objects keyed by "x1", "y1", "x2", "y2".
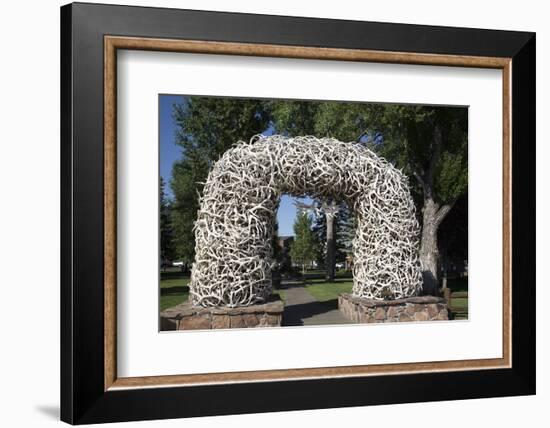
[{"x1": 60, "y1": 2, "x2": 536, "y2": 424}]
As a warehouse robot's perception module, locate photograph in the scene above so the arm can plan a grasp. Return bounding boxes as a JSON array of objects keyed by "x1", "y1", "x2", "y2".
[{"x1": 159, "y1": 95, "x2": 469, "y2": 330}]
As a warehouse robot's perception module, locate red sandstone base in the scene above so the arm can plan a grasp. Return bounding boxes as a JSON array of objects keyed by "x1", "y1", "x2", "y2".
[
  {"x1": 160, "y1": 295, "x2": 284, "y2": 331},
  {"x1": 338, "y1": 293, "x2": 449, "y2": 323}
]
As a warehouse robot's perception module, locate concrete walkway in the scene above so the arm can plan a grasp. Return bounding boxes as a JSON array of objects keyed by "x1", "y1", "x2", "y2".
[{"x1": 281, "y1": 282, "x2": 352, "y2": 326}]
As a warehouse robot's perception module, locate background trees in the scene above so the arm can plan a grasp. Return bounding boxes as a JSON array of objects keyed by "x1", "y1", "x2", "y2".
[
  {"x1": 272, "y1": 101, "x2": 468, "y2": 294},
  {"x1": 165, "y1": 96, "x2": 468, "y2": 294},
  {"x1": 289, "y1": 212, "x2": 319, "y2": 273},
  {"x1": 169, "y1": 97, "x2": 270, "y2": 265},
  {"x1": 311, "y1": 201, "x2": 354, "y2": 279},
  {"x1": 160, "y1": 177, "x2": 176, "y2": 264}
]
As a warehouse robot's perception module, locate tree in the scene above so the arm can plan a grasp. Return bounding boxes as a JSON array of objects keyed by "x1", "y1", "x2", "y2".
[
  {"x1": 160, "y1": 177, "x2": 176, "y2": 264},
  {"x1": 170, "y1": 96, "x2": 270, "y2": 264},
  {"x1": 264, "y1": 100, "x2": 318, "y2": 136},
  {"x1": 335, "y1": 202, "x2": 355, "y2": 269},
  {"x1": 295, "y1": 199, "x2": 346, "y2": 281},
  {"x1": 312, "y1": 201, "x2": 355, "y2": 277},
  {"x1": 272, "y1": 100, "x2": 468, "y2": 295},
  {"x1": 271, "y1": 103, "x2": 339, "y2": 279},
  {"x1": 366, "y1": 106, "x2": 467, "y2": 295},
  {"x1": 289, "y1": 211, "x2": 318, "y2": 273}
]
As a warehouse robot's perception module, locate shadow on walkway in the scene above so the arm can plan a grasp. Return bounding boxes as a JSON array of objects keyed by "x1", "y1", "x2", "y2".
[{"x1": 282, "y1": 299, "x2": 338, "y2": 326}]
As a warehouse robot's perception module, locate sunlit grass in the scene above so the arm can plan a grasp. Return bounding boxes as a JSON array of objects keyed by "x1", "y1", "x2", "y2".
[
  {"x1": 160, "y1": 274, "x2": 287, "y2": 311},
  {"x1": 272, "y1": 289, "x2": 287, "y2": 302},
  {"x1": 305, "y1": 280, "x2": 353, "y2": 302},
  {"x1": 160, "y1": 275, "x2": 190, "y2": 311}
]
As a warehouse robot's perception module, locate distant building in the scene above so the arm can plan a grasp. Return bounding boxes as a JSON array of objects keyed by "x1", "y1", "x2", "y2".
[
  {"x1": 277, "y1": 235, "x2": 294, "y2": 249},
  {"x1": 276, "y1": 235, "x2": 294, "y2": 272}
]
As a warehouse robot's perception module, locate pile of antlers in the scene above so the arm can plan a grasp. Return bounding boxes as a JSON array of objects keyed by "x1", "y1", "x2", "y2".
[{"x1": 190, "y1": 135, "x2": 422, "y2": 307}]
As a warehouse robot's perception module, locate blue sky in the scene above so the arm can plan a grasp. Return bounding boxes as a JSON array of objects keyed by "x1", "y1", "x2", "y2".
[
  {"x1": 159, "y1": 94, "x2": 184, "y2": 199},
  {"x1": 159, "y1": 94, "x2": 308, "y2": 236}
]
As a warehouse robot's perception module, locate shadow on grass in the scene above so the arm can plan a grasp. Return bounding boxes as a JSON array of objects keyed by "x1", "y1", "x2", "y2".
[
  {"x1": 282, "y1": 299, "x2": 338, "y2": 326},
  {"x1": 279, "y1": 277, "x2": 352, "y2": 290},
  {"x1": 279, "y1": 280, "x2": 306, "y2": 289},
  {"x1": 160, "y1": 272, "x2": 191, "y2": 280},
  {"x1": 160, "y1": 285, "x2": 190, "y2": 296}
]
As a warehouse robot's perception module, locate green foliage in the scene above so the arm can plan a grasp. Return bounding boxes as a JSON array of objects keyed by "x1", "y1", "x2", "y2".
[
  {"x1": 268, "y1": 100, "x2": 318, "y2": 136},
  {"x1": 160, "y1": 177, "x2": 176, "y2": 261},
  {"x1": 166, "y1": 95, "x2": 467, "y2": 275},
  {"x1": 434, "y1": 143, "x2": 468, "y2": 202},
  {"x1": 173, "y1": 97, "x2": 270, "y2": 161},
  {"x1": 312, "y1": 201, "x2": 355, "y2": 266},
  {"x1": 313, "y1": 102, "x2": 377, "y2": 141},
  {"x1": 289, "y1": 212, "x2": 319, "y2": 271},
  {"x1": 170, "y1": 153, "x2": 208, "y2": 264},
  {"x1": 336, "y1": 203, "x2": 355, "y2": 257},
  {"x1": 272, "y1": 99, "x2": 467, "y2": 206},
  {"x1": 170, "y1": 96, "x2": 270, "y2": 262}
]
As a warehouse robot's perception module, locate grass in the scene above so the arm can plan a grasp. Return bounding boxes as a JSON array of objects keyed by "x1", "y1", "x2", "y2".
[
  {"x1": 305, "y1": 280, "x2": 353, "y2": 302},
  {"x1": 304, "y1": 275, "x2": 470, "y2": 321},
  {"x1": 160, "y1": 273, "x2": 288, "y2": 311},
  {"x1": 451, "y1": 297, "x2": 468, "y2": 308},
  {"x1": 445, "y1": 276, "x2": 469, "y2": 320},
  {"x1": 272, "y1": 289, "x2": 287, "y2": 302},
  {"x1": 160, "y1": 274, "x2": 190, "y2": 311},
  {"x1": 335, "y1": 270, "x2": 353, "y2": 278},
  {"x1": 159, "y1": 271, "x2": 467, "y2": 320}
]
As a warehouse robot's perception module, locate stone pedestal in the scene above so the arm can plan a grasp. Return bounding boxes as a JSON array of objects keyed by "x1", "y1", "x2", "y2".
[
  {"x1": 338, "y1": 293, "x2": 449, "y2": 323},
  {"x1": 160, "y1": 295, "x2": 284, "y2": 331}
]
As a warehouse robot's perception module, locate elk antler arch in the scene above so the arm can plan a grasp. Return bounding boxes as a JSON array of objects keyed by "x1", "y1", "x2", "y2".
[{"x1": 190, "y1": 135, "x2": 422, "y2": 307}]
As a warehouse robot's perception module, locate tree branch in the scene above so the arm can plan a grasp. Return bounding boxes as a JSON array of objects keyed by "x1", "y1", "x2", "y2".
[
  {"x1": 434, "y1": 201, "x2": 455, "y2": 227},
  {"x1": 412, "y1": 170, "x2": 428, "y2": 194}
]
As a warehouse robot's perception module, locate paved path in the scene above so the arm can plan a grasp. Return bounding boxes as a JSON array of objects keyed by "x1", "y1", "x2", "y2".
[{"x1": 281, "y1": 282, "x2": 352, "y2": 326}]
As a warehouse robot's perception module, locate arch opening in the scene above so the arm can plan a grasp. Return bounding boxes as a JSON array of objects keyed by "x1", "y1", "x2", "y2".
[{"x1": 190, "y1": 135, "x2": 422, "y2": 307}]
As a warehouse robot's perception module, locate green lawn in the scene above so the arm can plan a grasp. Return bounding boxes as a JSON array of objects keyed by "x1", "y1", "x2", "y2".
[
  {"x1": 272, "y1": 288, "x2": 287, "y2": 302},
  {"x1": 304, "y1": 277, "x2": 469, "y2": 320},
  {"x1": 451, "y1": 297, "x2": 468, "y2": 308},
  {"x1": 160, "y1": 272, "x2": 465, "y2": 320},
  {"x1": 305, "y1": 280, "x2": 353, "y2": 302},
  {"x1": 160, "y1": 275, "x2": 190, "y2": 311},
  {"x1": 445, "y1": 277, "x2": 469, "y2": 319},
  {"x1": 449, "y1": 296, "x2": 468, "y2": 320},
  {"x1": 160, "y1": 274, "x2": 288, "y2": 311}
]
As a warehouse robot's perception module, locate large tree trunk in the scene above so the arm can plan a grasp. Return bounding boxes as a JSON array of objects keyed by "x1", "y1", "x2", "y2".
[
  {"x1": 419, "y1": 198, "x2": 440, "y2": 295},
  {"x1": 412, "y1": 125, "x2": 454, "y2": 296},
  {"x1": 326, "y1": 214, "x2": 336, "y2": 282},
  {"x1": 419, "y1": 197, "x2": 453, "y2": 296}
]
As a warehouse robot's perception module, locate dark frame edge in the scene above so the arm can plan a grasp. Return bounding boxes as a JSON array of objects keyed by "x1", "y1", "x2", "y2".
[
  {"x1": 510, "y1": 33, "x2": 536, "y2": 393},
  {"x1": 61, "y1": 3, "x2": 74, "y2": 425}
]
